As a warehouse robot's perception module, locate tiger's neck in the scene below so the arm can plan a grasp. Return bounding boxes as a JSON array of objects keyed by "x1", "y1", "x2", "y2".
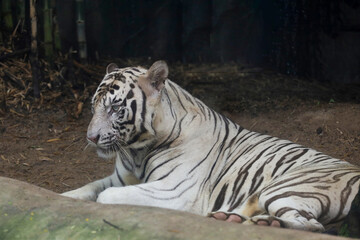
[
  {"x1": 148, "y1": 79, "x2": 242, "y2": 158},
  {"x1": 152, "y1": 80, "x2": 210, "y2": 142},
  {"x1": 130, "y1": 79, "x2": 244, "y2": 181}
]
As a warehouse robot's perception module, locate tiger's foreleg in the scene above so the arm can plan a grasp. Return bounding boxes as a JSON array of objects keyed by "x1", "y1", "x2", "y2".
[
  {"x1": 61, "y1": 175, "x2": 117, "y2": 201},
  {"x1": 96, "y1": 181, "x2": 192, "y2": 211},
  {"x1": 61, "y1": 161, "x2": 138, "y2": 201}
]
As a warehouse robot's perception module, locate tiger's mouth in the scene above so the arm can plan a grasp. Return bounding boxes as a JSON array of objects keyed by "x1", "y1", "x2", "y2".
[
  {"x1": 86, "y1": 133, "x2": 129, "y2": 159},
  {"x1": 96, "y1": 146, "x2": 117, "y2": 159},
  {"x1": 95, "y1": 140, "x2": 128, "y2": 159}
]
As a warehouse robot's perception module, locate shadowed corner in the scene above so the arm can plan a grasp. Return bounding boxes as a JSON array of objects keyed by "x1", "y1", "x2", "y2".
[{"x1": 338, "y1": 188, "x2": 360, "y2": 238}]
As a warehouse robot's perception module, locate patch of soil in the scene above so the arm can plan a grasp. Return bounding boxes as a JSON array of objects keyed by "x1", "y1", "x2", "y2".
[
  {"x1": 225, "y1": 103, "x2": 360, "y2": 166},
  {"x1": 0, "y1": 106, "x2": 113, "y2": 193}
]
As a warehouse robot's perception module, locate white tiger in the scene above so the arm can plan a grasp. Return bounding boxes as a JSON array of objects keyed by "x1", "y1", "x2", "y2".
[{"x1": 62, "y1": 60, "x2": 360, "y2": 232}]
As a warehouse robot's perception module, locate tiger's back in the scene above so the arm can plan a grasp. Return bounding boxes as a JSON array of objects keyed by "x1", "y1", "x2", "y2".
[{"x1": 164, "y1": 93, "x2": 360, "y2": 231}]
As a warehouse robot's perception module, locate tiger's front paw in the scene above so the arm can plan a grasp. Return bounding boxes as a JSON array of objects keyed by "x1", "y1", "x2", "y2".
[
  {"x1": 96, "y1": 187, "x2": 117, "y2": 204},
  {"x1": 243, "y1": 215, "x2": 282, "y2": 227},
  {"x1": 61, "y1": 188, "x2": 97, "y2": 201},
  {"x1": 209, "y1": 211, "x2": 247, "y2": 223}
]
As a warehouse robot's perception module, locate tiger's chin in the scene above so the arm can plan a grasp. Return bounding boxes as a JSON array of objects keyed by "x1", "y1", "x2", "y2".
[{"x1": 96, "y1": 148, "x2": 116, "y2": 159}]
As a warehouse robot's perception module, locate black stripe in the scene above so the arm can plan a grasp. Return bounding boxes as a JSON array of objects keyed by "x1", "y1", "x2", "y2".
[
  {"x1": 132, "y1": 68, "x2": 141, "y2": 73},
  {"x1": 212, "y1": 142, "x2": 274, "y2": 195},
  {"x1": 271, "y1": 149, "x2": 309, "y2": 177},
  {"x1": 264, "y1": 191, "x2": 330, "y2": 217},
  {"x1": 140, "y1": 180, "x2": 197, "y2": 200},
  {"x1": 280, "y1": 162, "x2": 296, "y2": 175},
  {"x1": 126, "y1": 90, "x2": 134, "y2": 99},
  {"x1": 127, "y1": 91, "x2": 148, "y2": 146},
  {"x1": 227, "y1": 145, "x2": 274, "y2": 207},
  {"x1": 264, "y1": 172, "x2": 331, "y2": 195},
  {"x1": 212, "y1": 183, "x2": 228, "y2": 212},
  {"x1": 156, "y1": 164, "x2": 182, "y2": 181},
  {"x1": 202, "y1": 120, "x2": 231, "y2": 186},
  {"x1": 180, "y1": 88, "x2": 195, "y2": 105},
  {"x1": 228, "y1": 194, "x2": 245, "y2": 211},
  {"x1": 234, "y1": 131, "x2": 258, "y2": 147},
  {"x1": 121, "y1": 100, "x2": 136, "y2": 125},
  {"x1": 124, "y1": 70, "x2": 135, "y2": 76},
  {"x1": 152, "y1": 178, "x2": 191, "y2": 192},
  {"x1": 211, "y1": 109, "x2": 218, "y2": 134},
  {"x1": 334, "y1": 175, "x2": 360, "y2": 221},
  {"x1": 115, "y1": 167, "x2": 125, "y2": 186},
  {"x1": 141, "y1": 91, "x2": 147, "y2": 122},
  {"x1": 222, "y1": 126, "x2": 245, "y2": 159},
  {"x1": 195, "y1": 99, "x2": 206, "y2": 117},
  {"x1": 241, "y1": 136, "x2": 273, "y2": 156},
  {"x1": 145, "y1": 154, "x2": 183, "y2": 182},
  {"x1": 264, "y1": 142, "x2": 294, "y2": 157},
  {"x1": 168, "y1": 82, "x2": 187, "y2": 112},
  {"x1": 121, "y1": 156, "x2": 133, "y2": 172},
  {"x1": 139, "y1": 116, "x2": 184, "y2": 180},
  {"x1": 163, "y1": 89, "x2": 175, "y2": 119},
  {"x1": 189, "y1": 130, "x2": 222, "y2": 174}
]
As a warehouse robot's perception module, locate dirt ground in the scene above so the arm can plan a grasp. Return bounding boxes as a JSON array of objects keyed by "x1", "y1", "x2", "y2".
[{"x1": 0, "y1": 63, "x2": 360, "y2": 194}]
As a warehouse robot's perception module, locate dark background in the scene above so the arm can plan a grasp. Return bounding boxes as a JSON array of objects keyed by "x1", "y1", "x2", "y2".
[
  {"x1": 1, "y1": 0, "x2": 360, "y2": 83},
  {"x1": 57, "y1": 0, "x2": 360, "y2": 83}
]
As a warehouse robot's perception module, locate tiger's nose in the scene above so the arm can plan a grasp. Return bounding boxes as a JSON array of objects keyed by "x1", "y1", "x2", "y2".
[{"x1": 87, "y1": 134, "x2": 100, "y2": 144}]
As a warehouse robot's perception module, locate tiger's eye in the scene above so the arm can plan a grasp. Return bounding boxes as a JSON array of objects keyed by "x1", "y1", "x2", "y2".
[{"x1": 112, "y1": 105, "x2": 120, "y2": 112}]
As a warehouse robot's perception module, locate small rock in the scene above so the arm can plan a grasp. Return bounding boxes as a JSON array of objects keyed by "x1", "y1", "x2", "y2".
[{"x1": 316, "y1": 127, "x2": 323, "y2": 135}]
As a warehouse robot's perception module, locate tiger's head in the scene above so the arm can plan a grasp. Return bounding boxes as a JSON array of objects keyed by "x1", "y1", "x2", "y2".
[{"x1": 87, "y1": 61, "x2": 169, "y2": 158}]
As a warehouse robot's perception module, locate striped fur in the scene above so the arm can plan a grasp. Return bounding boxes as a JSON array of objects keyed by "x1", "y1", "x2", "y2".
[{"x1": 62, "y1": 61, "x2": 360, "y2": 232}]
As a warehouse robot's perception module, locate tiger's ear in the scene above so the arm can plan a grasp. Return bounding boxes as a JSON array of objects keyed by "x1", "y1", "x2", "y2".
[
  {"x1": 106, "y1": 63, "x2": 119, "y2": 74},
  {"x1": 147, "y1": 60, "x2": 168, "y2": 90},
  {"x1": 139, "y1": 60, "x2": 168, "y2": 97}
]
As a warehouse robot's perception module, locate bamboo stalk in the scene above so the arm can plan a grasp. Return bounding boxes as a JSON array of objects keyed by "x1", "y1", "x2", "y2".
[
  {"x1": 52, "y1": 0, "x2": 61, "y2": 52},
  {"x1": 29, "y1": 0, "x2": 41, "y2": 98},
  {"x1": 76, "y1": 0, "x2": 87, "y2": 62},
  {"x1": 1, "y1": 0, "x2": 14, "y2": 32},
  {"x1": 16, "y1": 0, "x2": 26, "y2": 21},
  {"x1": 53, "y1": 21, "x2": 61, "y2": 52},
  {"x1": 20, "y1": 0, "x2": 26, "y2": 18},
  {"x1": 30, "y1": 0, "x2": 37, "y2": 58},
  {"x1": 43, "y1": 0, "x2": 53, "y2": 58}
]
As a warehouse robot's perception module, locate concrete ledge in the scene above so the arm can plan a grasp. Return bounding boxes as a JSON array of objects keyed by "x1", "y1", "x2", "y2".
[{"x1": 0, "y1": 177, "x2": 353, "y2": 240}]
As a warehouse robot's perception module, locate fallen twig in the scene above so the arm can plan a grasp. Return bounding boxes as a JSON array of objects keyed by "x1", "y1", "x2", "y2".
[
  {"x1": 3, "y1": 70, "x2": 26, "y2": 89},
  {"x1": 103, "y1": 219, "x2": 123, "y2": 231},
  {"x1": 9, "y1": 109, "x2": 25, "y2": 117},
  {"x1": 73, "y1": 60, "x2": 103, "y2": 78},
  {"x1": 74, "y1": 101, "x2": 84, "y2": 118},
  {"x1": 0, "y1": 48, "x2": 30, "y2": 61}
]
